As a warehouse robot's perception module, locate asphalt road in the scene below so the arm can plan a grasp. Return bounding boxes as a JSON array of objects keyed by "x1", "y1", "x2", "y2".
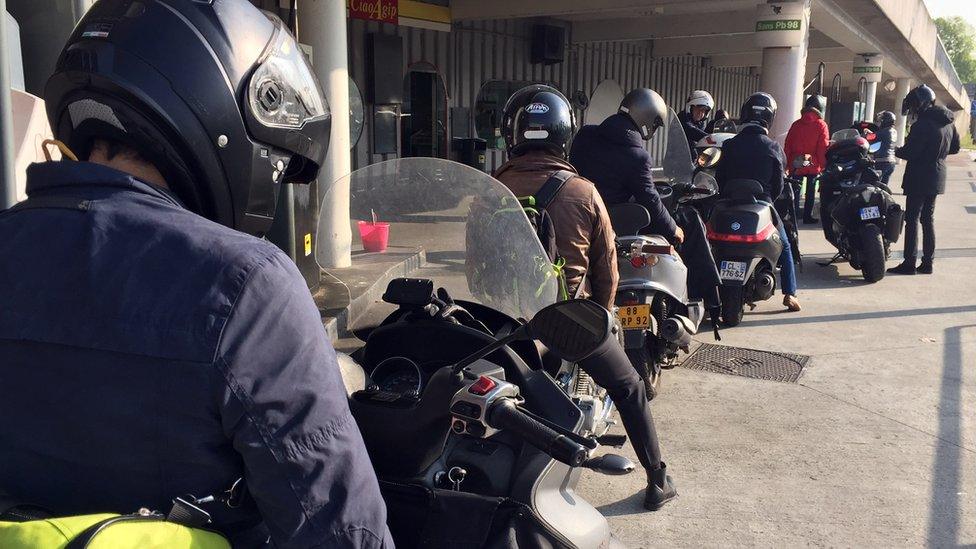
[{"x1": 579, "y1": 154, "x2": 976, "y2": 547}]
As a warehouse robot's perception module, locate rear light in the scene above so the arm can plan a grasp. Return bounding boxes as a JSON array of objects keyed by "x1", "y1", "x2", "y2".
[
  {"x1": 629, "y1": 254, "x2": 660, "y2": 268},
  {"x1": 621, "y1": 299, "x2": 639, "y2": 306},
  {"x1": 707, "y1": 222, "x2": 776, "y2": 243}
]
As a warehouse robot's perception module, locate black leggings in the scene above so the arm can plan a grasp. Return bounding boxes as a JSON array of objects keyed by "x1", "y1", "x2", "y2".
[{"x1": 578, "y1": 340, "x2": 662, "y2": 471}]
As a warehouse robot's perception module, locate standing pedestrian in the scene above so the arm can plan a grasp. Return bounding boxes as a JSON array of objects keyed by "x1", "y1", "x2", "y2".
[
  {"x1": 888, "y1": 85, "x2": 961, "y2": 275},
  {"x1": 873, "y1": 111, "x2": 898, "y2": 186},
  {"x1": 783, "y1": 95, "x2": 829, "y2": 224}
]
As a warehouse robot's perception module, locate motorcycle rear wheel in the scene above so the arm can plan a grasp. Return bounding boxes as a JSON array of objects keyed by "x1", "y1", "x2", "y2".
[
  {"x1": 859, "y1": 223, "x2": 886, "y2": 283},
  {"x1": 625, "y1": 347, "x2": 660, "y2": 400},
  {"x1": 720, "y1": 285, "x2": 745, "y2": 327}
]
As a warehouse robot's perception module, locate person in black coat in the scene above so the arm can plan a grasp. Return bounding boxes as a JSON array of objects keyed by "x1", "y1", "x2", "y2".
[
  {"x1": 715, "y1": 93, "x2": 801, "y2": 312},
  {"x1": 888, "y1": 85, "x2": 961, "y2": 275},
  {"x1": 569, "y1": 88, "x2": 683, "y2": 244}
]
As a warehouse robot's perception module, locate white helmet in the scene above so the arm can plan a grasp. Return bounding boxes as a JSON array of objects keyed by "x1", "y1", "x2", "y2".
[{"x1": 685, "y1": 90, "x2": 715, "y2": 113}]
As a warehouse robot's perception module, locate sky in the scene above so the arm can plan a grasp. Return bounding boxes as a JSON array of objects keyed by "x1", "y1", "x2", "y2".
[{"x1": 924, "y1": 0, "x2": 976, "y2": 30}]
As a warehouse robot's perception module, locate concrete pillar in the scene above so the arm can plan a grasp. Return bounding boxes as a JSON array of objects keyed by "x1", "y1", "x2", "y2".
[
  {"x1": 298, "y1": 0, "x2": 351, "y2": 268},
  {"x1": 894, "y1": 77, "x2": 912, "y2": 147},
  {"x1": 756, "y1": 0, "x2": 811, "y2": 144},
  {"x1": 760, "y1": 47, "x2": 808, "y2": 143},
  {"x1": 0, "y1": 1, "x2": 17, "y2": 209},
  {"x1": 863, "y1": 81, "x2": 878, "y2": 122}
]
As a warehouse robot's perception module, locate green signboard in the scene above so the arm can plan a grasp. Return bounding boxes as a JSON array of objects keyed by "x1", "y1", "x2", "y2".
[
  {"x1": 756, "y1": 19, "x2": 801, "y2": 32},
  {"x1": 853, "y1": 66, "x2": 882, "y2": 74}
]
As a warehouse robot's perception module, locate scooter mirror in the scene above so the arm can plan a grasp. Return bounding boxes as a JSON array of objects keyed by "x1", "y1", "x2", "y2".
[
  {"x1": 697, "y1": 147, "x2": 722, "y2": 169},
  {"x1": 527, "y1": 299, "x2": 614, "y2": 363},
  {"x1": 583, "y1": 453, "x2": 636, "y2": 476},
  {"x1": 869, "y1": 142, "x2": 882, "y2": 154}
]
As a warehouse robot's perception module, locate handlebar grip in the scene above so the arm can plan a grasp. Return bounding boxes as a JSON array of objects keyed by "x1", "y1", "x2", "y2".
[{"x1": 488, "y1": 399, "x2": 588, "y2": 467}]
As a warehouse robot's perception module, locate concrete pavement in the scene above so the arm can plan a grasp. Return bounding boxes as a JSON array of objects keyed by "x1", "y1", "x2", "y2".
[{"x1": 580, "y1": 154, "x2": 976, "y2": 547}]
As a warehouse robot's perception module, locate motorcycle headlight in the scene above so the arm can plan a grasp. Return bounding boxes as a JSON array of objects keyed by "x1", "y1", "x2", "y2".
[{"x1": 248, "y1": 21, "x2": 327, "y2": 129}]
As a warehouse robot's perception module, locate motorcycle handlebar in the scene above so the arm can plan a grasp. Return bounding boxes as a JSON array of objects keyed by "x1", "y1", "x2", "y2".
[{"x1": 488, "y1": 399, "x2": 588, "y2": 467}]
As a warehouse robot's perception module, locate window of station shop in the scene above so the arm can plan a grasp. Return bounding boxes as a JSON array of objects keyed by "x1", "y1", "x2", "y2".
[
  {"x1": 401, "y1": 63, "x2": 448, "y2": 158},
  {"x1": 475, "y1": 80, "x2": 564, "y2": 150}
]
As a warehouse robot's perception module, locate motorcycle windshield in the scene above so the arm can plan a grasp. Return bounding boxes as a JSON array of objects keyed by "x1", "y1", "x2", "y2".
[
  {"x1": 831, "y1": 129, "x2": 860, "y2": 141},
  {"x1": 661, "y1": 108, "x2": 694, "y2": 188},
  {"x1": 316, "y1": 158, "x2": 559, "y2": 320}
]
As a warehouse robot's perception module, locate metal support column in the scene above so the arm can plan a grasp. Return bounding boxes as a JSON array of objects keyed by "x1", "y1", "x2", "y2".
[{"x1": 0, "y1": 0, "x2": 17, "y2": 209}]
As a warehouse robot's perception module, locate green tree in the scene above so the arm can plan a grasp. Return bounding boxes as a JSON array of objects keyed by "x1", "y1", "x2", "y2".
[{"x1": 935, "y1": 16, "x2": 976, "y2": 82}]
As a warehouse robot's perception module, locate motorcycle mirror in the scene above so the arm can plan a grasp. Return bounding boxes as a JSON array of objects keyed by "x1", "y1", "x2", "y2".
[
  {"x1": 583, "y1": 453, "x2": 636, "y2": 476},
  {"x1": 869, "y1": 142, "x2": 882, "y2": 154},
  {"x1": 526, "y1": 300, "x2": 614, "y2": 363},
  {"x1": 697, "y1": 147, "x2": 722, "y2": 169}
]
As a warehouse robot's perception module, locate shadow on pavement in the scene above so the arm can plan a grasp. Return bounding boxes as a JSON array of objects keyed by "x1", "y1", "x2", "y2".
[
  {"x1": 595, "y1": 490, "x2": 648, "y2": 517},
  {"x1": 740, "y1": 305, "x2": 976, "y2": 329},
  {"x1": 927, "y1": 325, "x2": 976, "y2": 548}
]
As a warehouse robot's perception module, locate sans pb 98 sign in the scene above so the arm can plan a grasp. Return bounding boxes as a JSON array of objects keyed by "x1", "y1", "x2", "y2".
[{"x1": 756, "y1": 19, "x2": 801, "y2": 32}]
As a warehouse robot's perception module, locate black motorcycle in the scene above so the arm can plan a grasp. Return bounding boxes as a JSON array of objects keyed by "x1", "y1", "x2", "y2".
[
  {"x1": 326, "y1": 158, "x2": 634, "y2": 548},
  {"x1": 818, "y1": 125, "x2": 904, "y2": 282}
]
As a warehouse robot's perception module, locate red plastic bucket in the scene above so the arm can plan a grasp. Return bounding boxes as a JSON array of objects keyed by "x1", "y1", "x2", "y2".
[{"x1": 357, "y1": 221, "x2": 390, "y2": 252}]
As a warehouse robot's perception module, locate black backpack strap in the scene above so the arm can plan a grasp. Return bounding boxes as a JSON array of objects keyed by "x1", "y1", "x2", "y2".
[{"x1": 534, "y1": 170, "x2": 574, "y2": 210}]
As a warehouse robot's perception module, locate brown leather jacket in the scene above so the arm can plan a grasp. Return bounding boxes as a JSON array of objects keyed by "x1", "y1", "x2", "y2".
[{"x1": 494, "y1": 152, "x2": 619, "y2": 309}]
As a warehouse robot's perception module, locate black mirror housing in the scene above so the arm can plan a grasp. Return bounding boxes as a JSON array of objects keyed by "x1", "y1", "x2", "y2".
[{"x1": 526, "y1": 300, "x2": 614, "y2": 363}]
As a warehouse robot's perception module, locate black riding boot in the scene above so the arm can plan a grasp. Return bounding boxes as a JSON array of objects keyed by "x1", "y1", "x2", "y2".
[
  {"x1": 887, "y1": 259, "x2": 917, "y2": 275},
  {"x1": 644, "y1": 462, "x2": 677, "y2": 511},
  {"x1": 917, "y1": 258, "x2": 933, "y2": 274}
]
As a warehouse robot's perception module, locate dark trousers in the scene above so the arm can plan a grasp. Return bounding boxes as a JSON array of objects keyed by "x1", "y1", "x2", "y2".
[
  {"x1": 802, "y1": 176, "x2": 818, "y2": 221},
  {"x1": 579, "y1": 340, "x2": 662, "y2": 472},
  {"x1": 903, "y1": 193, "x2": 937, "y2": 262},
  {"x1": 877, "y1": 162, "x2": 896, "y2": 185}
]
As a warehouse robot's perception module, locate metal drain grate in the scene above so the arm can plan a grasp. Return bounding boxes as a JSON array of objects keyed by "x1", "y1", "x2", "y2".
[{"x1": 679, "y1": 344, "x2": 810, "y2": 383}]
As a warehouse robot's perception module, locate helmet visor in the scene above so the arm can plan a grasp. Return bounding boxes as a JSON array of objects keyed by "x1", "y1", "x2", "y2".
[{"x1": 248, "y1": 19, "x2": 328, "y2": 130}]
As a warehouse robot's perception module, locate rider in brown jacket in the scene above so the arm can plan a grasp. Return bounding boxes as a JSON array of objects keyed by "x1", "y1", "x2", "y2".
[
  {"x1": 492, "y1": 85, "x2": 677, "y2": 511},
  {"x1": 494, "y1": 153, "x2": 618, "y2": 309}
]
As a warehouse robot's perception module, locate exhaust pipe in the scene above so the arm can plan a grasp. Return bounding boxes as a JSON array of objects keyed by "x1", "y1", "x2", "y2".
[{"x1": 661, "y1": 315, "x2": 697, "y2": 347}]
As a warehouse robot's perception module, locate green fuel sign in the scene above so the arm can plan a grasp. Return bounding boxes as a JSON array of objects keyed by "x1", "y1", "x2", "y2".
[
  {"x1": 853, "y1": 66, "x2": 882, "y2": 74},
  {"x1": 756, "y1": 19, "x2": 802, "y2": 32}
]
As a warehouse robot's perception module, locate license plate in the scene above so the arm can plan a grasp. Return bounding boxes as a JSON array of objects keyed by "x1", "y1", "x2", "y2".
[
  {"x1": 617, "y1": 304, "x2": 651, "y2": 330},
  {"x1": 859, "y1": 206, "x2": 881, "y2": 220},
  {"x1": 720, "y1": 260, "x2": 748, "y2": 282}
]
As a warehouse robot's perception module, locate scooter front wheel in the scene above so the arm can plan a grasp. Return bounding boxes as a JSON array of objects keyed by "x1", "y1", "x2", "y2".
[{"x1": 720, "y1": 286, "x2": 745, "y2": 327}]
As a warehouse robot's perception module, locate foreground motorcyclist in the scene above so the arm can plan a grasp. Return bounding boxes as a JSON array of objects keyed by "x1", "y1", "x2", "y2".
[
  {"x1": 873, "y1": 111, "x2": 898, "y2": 185},
  {"x1": 677, "y1": 90, "x2": 715, "y2": 154},
  {"x1": 716, "y1": 92, "x2": 802, "y2": 312},
  {"x1": 0, "y1": 1, "x2": 391, "y2": 547},
  {"x1": 784, "y1": 95, "x2": 829, "y2": 224},
  {"x1": 495, "y1": 85, "x2": 678, "y2": 511},
  {"x1": 569, "y1": 88, "x2": 684, "y2": 244},
  {"x1": 888, "y1": 84, "x2": 961, "y2": 275}
]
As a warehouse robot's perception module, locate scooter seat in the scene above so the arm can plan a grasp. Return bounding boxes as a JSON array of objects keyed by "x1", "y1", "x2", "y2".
[{"x1": 721, "y1": 179, "x2": 765, "y2": 202}]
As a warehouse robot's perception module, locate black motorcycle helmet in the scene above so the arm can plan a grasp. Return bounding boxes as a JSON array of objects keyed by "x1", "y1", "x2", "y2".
[
  {"x1": 875, "y1": 110, "x2": 896, "y2": 128},
  {"x1": 45, "y1": 0, "x2": 331, "y2": 237},
  {"x1": 506, "y1": 86, "x2": 576, "y2": 158},
  {"x1": 618, "y1": 88, "x2": 667, "y2": 140},
  {"x1": 803, "y1": 94, "x2": 827, "y2": 118},
  {"x1": 901, "y1": 84, "x2": 936, "y2": 117},
  {"x1": 501, "y1": 84, "x2": 554, "y2": 152},
  {"x1": 739, "y1": 92, "x2": 777, "y2": 129}
]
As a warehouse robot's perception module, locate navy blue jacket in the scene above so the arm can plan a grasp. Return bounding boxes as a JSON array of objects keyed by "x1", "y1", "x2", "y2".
[
  {"x1": 895, "y1": 106, "x2": 960, "y2": 195},
  {"x1": 0, "y1": 162, "x2": 392, "y2": 549},
  {"x1": 569, "y1": 114, "x2": 678, "y2": 238},
  {"x1": 715, "y1": 124, "x2": 786, "y2": 203},
  {"x1": 872, "y1": 126, "x2": 897, "y2": 165}
]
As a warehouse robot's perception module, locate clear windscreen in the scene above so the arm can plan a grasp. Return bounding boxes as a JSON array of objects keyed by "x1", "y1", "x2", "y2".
[
  {"x1": 832, "y1": 129, "x2": 861, "y2": 141},
  {"x1": 316, "y1": 158, "x2": 559, "y2": 320},
  {"x1": 661, "y1": 108, "x2": 694, "y2": 188}
]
